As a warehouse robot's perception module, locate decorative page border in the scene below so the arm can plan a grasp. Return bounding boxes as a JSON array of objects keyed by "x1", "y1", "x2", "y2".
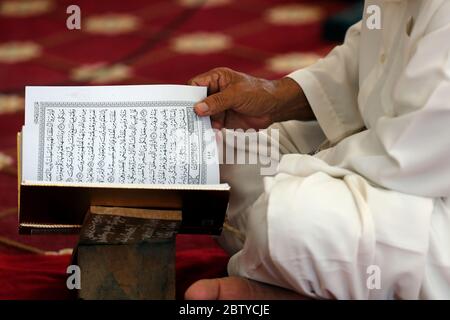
[{"x1": 35, "y1": 101, "x2": 208, "y2": 184}]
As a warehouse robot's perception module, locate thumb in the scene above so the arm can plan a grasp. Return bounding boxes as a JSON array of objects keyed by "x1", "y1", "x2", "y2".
[{"x1": 194, "y1": 90, "x2": 233, "y2": 116}]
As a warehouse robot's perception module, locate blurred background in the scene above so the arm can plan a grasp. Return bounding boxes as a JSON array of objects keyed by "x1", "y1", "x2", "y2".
[{"x1": 0, "y1": 0, "x2": 362, "y2": 299}]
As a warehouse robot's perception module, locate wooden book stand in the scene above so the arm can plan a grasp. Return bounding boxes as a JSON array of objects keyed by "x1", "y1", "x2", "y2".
[{"x1": 74, "y1": 206, "x2": 182, "y2": 300}]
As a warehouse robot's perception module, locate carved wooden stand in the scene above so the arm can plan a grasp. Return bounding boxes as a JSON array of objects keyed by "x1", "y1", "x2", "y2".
[{"x1": 74, "y1": 206, "x2": 182, "y2": 300}]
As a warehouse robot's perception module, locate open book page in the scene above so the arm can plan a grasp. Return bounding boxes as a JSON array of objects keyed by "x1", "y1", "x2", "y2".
[{"x1": 22, "y1": 85, "x2": 219, "y2": 185}]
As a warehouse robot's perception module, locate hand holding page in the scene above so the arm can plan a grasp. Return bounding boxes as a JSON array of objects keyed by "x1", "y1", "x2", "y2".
[{"x1": 22, "y1": 85, "x2": 219, "y2": 185}]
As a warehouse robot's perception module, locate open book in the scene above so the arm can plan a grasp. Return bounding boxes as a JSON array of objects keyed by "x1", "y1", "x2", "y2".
[
  {"x1": 22, "y1": 85, "x2": 219, "y2": 185},
  {"x1": 18, "y1": 85, "x2": 229, "y2": 236}
]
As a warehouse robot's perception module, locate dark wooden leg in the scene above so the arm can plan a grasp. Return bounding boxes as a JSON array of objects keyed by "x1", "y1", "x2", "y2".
[
  {"x1": 77, "y1": 239, "x2": 176, "y2": 300},
  {"x1": 74, "y1": 206, "x2": 181, "y2": 300}
]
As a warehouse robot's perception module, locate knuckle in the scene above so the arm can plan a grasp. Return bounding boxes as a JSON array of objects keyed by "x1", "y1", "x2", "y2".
[
  {"x1": 212, "y1": 67, "x2": 229, "y2": 73},
  {"x1": 213, "y1": 67, "x2": 234, "y2": 78},
  {"x1": 212, "y1": 94, "x2": 228, "y2": 111}
]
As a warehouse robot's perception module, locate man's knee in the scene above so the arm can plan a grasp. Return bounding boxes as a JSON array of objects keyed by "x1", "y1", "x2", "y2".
[{"x1": 266, "y1": 172, "x2": 364, "y2": 265}]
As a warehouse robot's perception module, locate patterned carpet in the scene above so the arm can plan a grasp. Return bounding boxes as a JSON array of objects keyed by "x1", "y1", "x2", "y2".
[{"x1": 0, "y1": 0, "x2": 348, "y2": 299}]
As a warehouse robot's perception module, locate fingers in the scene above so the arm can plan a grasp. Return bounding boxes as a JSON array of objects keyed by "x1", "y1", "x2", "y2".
[
  {"x1": 188, "y1": 73, "x2": 219, "y2": 93},
  {"x1": 194, "y1": 90, "x2": 234, "y2": 116},
  {"x1": 188, "y1": 67, "x2": 234, "y2": 94},
  {"x1": 189, "y1": 68, "x2": 238, "y2": 118}
]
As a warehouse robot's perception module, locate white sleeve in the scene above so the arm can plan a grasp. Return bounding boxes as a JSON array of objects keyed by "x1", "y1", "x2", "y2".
[
  {"x1": 319, "y1": 14, "x2": 450, "y2": 198},
  {"x1": 288, "y1": 22, "x2": 364, "y2": 143}
]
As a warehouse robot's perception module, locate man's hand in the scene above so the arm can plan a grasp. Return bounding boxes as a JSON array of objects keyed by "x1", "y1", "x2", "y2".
[{"x1": 188, "y1": 67, "x2": 314, "y2": 130}]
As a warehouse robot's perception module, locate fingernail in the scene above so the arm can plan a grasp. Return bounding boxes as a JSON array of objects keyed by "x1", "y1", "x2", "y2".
[{"x1": 196, "y1": 102, "x2": 209, "y2": 113}]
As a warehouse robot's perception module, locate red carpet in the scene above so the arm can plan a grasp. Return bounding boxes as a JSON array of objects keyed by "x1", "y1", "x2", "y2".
[{"x1": 0, "y1": 0, "x2": 346, "y2": 299}]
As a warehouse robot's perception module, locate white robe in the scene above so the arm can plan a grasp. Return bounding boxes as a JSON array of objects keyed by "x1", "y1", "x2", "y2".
[{"x1": 221, "y1": 0, "x2": 450, "y2": 299}]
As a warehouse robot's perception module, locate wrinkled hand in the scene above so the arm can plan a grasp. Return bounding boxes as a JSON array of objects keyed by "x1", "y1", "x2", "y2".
[{"x1": 188, "y1": 67, "x2": 313, "y2": 130}]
